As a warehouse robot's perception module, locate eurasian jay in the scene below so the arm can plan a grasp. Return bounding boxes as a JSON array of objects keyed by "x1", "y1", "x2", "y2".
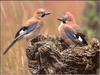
[
  {"x1": 3, "y1": 8, "x2": 51, "y2": 55},
  {"x1": 58, "y1": 12, "x2": 88, "y2": 47}
]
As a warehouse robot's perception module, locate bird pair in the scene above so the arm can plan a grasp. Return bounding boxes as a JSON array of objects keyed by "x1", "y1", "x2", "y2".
[{"x1": 3, "y1": 8, "x2": 88, "y2": 55}]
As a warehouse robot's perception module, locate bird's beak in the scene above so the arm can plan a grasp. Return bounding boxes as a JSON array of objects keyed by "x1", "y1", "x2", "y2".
[
  {"x1": 41, "y1": 12, "x2": 51, "y2": 17},
  {"x1": 57, "y1": 17, "x2": 63, "y2": 21},
  {"x1": 45, "y1": 12, "x2": 51, "y2": 15},
  {"x1": 57, "y1": 17, "x2": 66, "y2": 24}
]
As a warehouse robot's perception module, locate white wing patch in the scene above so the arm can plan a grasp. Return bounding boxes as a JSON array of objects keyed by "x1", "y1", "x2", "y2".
[
  {"x1": 19, "y1": 30, "x2": 26, "y2": 35},
  {"x1": 73, "y1": 34, "x2": 76, "y2": 37},
  {"x1": 78, "y1": 36, "x2": 83, "y2": 42}
]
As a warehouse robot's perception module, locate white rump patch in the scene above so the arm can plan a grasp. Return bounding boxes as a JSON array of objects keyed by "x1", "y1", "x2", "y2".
[{"x1": 78, "y1": 36, "x2": 83, "y2": 42}]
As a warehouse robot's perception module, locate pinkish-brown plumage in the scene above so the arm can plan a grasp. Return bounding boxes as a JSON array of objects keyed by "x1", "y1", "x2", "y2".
[
  {"x1": 58, "y1": 12, "x2": 88, "y2": 46},
  {"x1": 64, "y1": 12, "x2": 80, "y2": 32},
  {"x1": 3, "y1": 8, "x2": 51, "y2": 55}
]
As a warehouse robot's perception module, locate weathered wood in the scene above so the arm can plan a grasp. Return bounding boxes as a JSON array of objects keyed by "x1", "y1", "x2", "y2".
[{"x1": 26, "y1": 35, "x2": 100, "y2": 74}]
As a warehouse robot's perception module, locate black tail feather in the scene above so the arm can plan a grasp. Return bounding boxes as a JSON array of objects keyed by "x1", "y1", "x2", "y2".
[{"x1": 3, "y1": 39, "x2": 17, "y2": 55}]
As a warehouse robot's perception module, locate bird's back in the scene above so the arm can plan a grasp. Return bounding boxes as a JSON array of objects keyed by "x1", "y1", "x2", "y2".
[{"x1": 24, "y1": 17, "x2": 44, "y2": 41}]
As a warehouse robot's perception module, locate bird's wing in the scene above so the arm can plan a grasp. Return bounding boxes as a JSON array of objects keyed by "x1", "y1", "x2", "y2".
[
  {"x1": 64, "y1": 26, "x2": 88, "y2": 46},
  {"x1": 63, "y1": 26, "x2": 77, "y2": 41},
  {"x1": 15, "y1": 22, "x2": 38, "y2": 38},
  {"x1": 15, "y1": 26, "x2": 28, "y2": 38},
  {"x1": 25, "y1": 22, "x2": 40, "y2": 34},
  {"x1": 64, "y1": 27, "x2": 83, "y2": 45},
  {"x1": 3, "y1": 22, "x2": 39, "y2": 55}
]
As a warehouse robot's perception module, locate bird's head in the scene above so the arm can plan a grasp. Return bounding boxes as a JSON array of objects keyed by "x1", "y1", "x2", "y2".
[
  {"x1": 57, "y1": 16, "x2": 71, "y2": 24},
  {"x1": 58, "y1": 12, "x2": 75, "y2": 24},
  {"x1": 33, "y1": 8, "x2": 51, "y2": 19}
]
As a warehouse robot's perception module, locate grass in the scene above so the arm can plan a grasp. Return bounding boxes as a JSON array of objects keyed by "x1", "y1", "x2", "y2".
[{"x1": 1, "y1": 1, "x2": 86, "y2": 75}]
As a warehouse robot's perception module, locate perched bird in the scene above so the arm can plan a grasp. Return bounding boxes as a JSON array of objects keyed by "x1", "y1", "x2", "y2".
[
  {"x1": 58, "y1": 12, "x2": 88, "y2": 47},
  {"x1": 3, "y1": 8, "x2": 51, "y2": 55}
]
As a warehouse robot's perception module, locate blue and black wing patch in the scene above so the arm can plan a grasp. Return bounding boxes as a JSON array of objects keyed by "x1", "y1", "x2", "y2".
[
  {"x1": 64, "y1": 29, "x2": 88, "y2": 46},
  {"x1": 15, "y1": 26, "x2": 28, "y2": 38},
  {"x1": 3, "y1": 22, "x2": 38, "y2": 55},
  {"x1": 25, "y1": 22, "x2": 38, "y2": 34},
  {"x1": 64, "y1": 29, "x2": 77, "y2": 41},
  {"x1": 15, "y1": 22, "x2": 38, "y2": 38}
]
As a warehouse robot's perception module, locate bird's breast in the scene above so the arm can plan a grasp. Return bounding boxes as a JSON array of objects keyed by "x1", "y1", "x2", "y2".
[{"x1": 58, "y1": 23, "x2": 64, "y2": 32}]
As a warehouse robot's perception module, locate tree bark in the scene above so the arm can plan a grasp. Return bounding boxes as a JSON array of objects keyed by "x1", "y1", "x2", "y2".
[{"x1": 26, "y1": 35, "x2": 100, "y2": 75}]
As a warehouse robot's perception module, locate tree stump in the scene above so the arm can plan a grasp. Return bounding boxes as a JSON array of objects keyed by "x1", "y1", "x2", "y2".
[{"x1": 26, "y1": 35, "x2": 100, "y2": 75}]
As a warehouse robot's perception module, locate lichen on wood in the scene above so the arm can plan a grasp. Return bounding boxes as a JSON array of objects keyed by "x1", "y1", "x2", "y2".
[{"x1": 26, "y1": 35, "x2": 100, "y2": 74}]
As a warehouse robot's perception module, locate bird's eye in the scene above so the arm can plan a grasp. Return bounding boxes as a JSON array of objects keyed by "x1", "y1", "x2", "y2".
[{"x1": 37, "y1": 12, "x2": 45, "y2": 17}]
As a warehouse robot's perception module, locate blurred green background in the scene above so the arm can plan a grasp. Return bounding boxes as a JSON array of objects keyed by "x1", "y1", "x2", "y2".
[{"x1": 1, "y1": 1, "x2": 100, "y2": 75}]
